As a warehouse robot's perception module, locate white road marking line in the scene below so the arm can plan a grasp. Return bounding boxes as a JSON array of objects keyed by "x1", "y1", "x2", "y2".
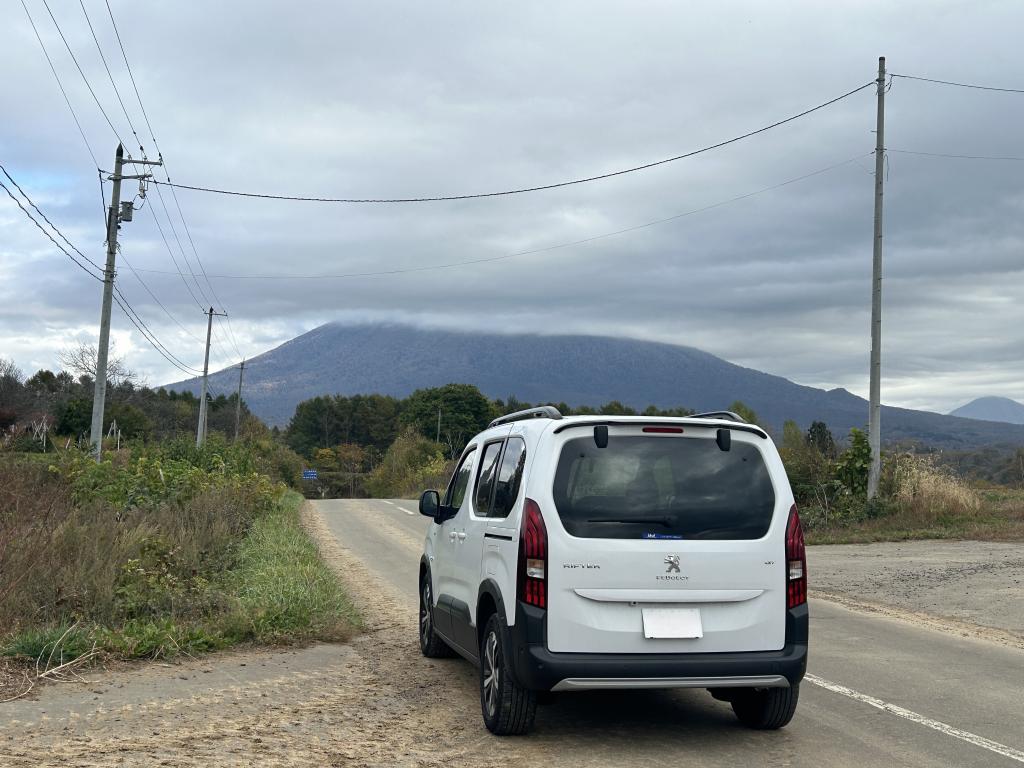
[
  {"x1": 379, "y1": 499, "x2": 414, "y2": 515},
  {"x1": 805, "y1": 673, "x2": 1024, "y2": 764}
]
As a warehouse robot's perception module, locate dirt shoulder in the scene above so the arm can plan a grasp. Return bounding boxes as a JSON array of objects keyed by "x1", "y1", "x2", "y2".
[{"x1": 808, "y1": 540, "x2": 1024, "y2": 647}]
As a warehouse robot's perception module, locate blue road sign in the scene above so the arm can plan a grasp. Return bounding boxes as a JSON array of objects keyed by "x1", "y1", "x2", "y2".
[{"x1": 302, "y1": 469, "x2": 318, "y2": 480}]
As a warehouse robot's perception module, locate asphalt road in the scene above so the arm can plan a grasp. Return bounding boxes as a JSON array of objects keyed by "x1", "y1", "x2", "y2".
[{"x1": 317, "y1": 497, "x2": 1024, "y2": 768}]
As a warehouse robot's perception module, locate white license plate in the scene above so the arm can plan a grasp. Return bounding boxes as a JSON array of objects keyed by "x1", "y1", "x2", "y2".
[{"x1": 642, "y1": 608, "x2": 703, "y2": 639}]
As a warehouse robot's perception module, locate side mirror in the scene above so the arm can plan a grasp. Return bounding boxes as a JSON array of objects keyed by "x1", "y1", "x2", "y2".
[{"x1": 419, "y1": 489, "x2": 441, "y2": 519}]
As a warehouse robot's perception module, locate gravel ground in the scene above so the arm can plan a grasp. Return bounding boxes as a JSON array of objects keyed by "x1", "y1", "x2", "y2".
[{"x1": 808, "y1": 540, "x2": 1024, "y2": 644}]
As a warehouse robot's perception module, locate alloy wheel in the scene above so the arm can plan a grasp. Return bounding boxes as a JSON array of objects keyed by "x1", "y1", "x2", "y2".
[{"x1": 482, "y1": 631, "x2": 500, "y2": 717}]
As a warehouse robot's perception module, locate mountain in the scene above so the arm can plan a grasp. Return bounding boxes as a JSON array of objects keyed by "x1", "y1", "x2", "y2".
[
  {"x1": 167, "y1": 322, "x2": 1024, "y2": 449},
  {"x1": 949, "y1": 396, "x2": 1024, "y2": 425}
]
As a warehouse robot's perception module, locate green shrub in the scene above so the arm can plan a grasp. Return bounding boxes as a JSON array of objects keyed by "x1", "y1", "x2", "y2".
[{"x1": 365, "y1": 428, "x2": 453, "y2": 498}]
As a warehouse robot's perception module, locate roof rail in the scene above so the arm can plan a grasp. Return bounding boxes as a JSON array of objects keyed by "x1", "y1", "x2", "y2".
[
  {"x1": 689, "y1": 410, "x2": 747, "y2": 423},
  {"x1": 488, "y1": 406, "x2": 563, "y2": 429}
]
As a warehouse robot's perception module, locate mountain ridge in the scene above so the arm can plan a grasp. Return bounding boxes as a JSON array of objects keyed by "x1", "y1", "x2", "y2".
[
  {"x1": 949, "y1": 396, "x2": 1024, "y2": 425},
  {"x1": 166, "y1": 322, "x2": 1024, "y2": 450}
]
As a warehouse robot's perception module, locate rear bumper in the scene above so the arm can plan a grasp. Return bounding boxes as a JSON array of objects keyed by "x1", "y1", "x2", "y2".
[{"x1": 508, "y1": 602, "x2": 808, "y2": 692}]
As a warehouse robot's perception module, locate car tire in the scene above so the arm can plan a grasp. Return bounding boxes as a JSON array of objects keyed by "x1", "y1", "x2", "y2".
[
  {"x1": 419, "y1": 572, "x2": 455, "y2": 658},
  {"x1": 479, "y1": 613, "x2": 536, "y2": 735},
  {"x1": 731, "y1": 684, "x2": 800, "y2": 730}
]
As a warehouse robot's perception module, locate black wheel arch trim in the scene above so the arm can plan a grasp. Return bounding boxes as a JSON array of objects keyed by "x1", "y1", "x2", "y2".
[{"x1": 476, "y1": 578, "x2": 509, "y2": 637}]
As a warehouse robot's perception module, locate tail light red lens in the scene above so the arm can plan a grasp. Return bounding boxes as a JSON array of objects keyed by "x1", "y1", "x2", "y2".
[
  {"x1": 785, "y1": 504, "x2": 807, "y2": 609},
  {"x1": 518, "y1": 498, "x2": 548, "y2": 609}
]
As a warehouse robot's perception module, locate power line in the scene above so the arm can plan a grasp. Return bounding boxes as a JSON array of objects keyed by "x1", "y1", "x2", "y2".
[
  {"x1": 887, "y1": 148, "x2": 1024, "y2": 162},
  {"x1": 99, "y1": 0, "x2": 238, "y2": 353},
  {"x1": 0, "y1": 162, "x2": 104, "y2": 272},
  {"x1": 76, "y1": 0, "x2": 141, "y2": 150},
  {"x1": 151, "y1": 180, "x2": 214, "y2": 307},
  {"x1": 102, "y1": 0, "x2": 158, "y2": 147},
  {"x1": 130, "y1": 152, "x2": 868, "y2": 281},
  {"x1": 2, "y1": 163, "x2": 201, "y2": 376},
  {"x1": 38, "y1": 0, "x2": 126, "y2": 145},
  {"x1": 0, "y1": 174, "x2": 103, "y2": 282},
  {"x1": 18, "y1": 0, "x2": 100, "y2": 171},
  {"x1": 146, "y1": 81, "x2": 876, "y2": 204},
  {"x1": 892, "y1": 73, "x2": 1024, "y2": 95},
  {"x1": 112, "y1": 289, "x2": 202, "y2": 375},
  {"x1": 143, "y1": 202, "x2": 206, "y2": 311},
  {"x1": 222, "y1": 314, "x2": 244, "y2": 359},
  {"x1": 117, "y1": 245, "x2": 204, "y2": 343}
]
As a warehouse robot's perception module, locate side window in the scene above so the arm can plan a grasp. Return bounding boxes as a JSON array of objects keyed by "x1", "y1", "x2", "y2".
[
  {"x1": 489, "y1": 438, "x2": 526, "y2": 519},
  {"x1": 473, "y1": 441, "x2": 504, "y2": 516},
  {"x1": 444, "y1": 448, "x2": 476, "y2": 512}
]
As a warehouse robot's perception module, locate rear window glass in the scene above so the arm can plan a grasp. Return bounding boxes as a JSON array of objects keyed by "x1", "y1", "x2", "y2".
[{"x1": 552, "y1": 435, "x2": 775, "y2": 540}]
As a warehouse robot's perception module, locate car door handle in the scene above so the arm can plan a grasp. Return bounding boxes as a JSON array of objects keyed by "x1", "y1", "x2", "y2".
[{"x1": 457, "y1": 532, "x2": 467, "y2": 541}]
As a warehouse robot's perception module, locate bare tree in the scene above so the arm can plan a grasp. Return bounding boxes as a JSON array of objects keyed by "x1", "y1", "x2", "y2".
[
  {"x1": 0, "y1": 357, "x2": 23, "y2": 405},
  {"x1": 57, "y1": 343, "x2": 137, "y2": 388}
]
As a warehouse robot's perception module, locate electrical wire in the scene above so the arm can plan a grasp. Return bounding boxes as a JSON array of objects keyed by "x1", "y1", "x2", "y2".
[
  {"x1": 146, "y1": 81, "x2": 876, "y2": 204},
  {"x1": 76, "y1": 0, "x2": 141, "y2": 151},
  {"x1": 18, "y1": 0, "x2": 100, "y2": 171},
  {"x1": 117, "y1": 245, "x2": 204, "y2": 343},
  {"x1": 151, "y1": 181, "x2": 213, "y2": 307},
  {"x1": 102, "y1": 0, "x2": 158, "y2": 147},
  {"x1": 130, "y1": 152, "x2": 869, "y2": 281},
  {"x1": 112, "y1": 289, "x2": 202, "y2": 375},
  {"x1": 892, "y1": 73, "x2": 1024, "y2": 95},
  {"x1": 2, "y1": 164, "x2": 202, "y2": 375},
  {"x1": 0, "y1": 175, "x2": 103, "y2": 282},
  {"x1": 887, "y1": 148, "x2": 1024, "y2": 162},
  {"x1": 144, "y1": 202, "x2": 206, "y2": 309},
  {"x1": 0, "y1": 162, "x2": 105, "y2": 272},
  {"x1": 101, "y1": 0, "x2": 240, "y2": 355},
  {"x1": 38, "y1": 0, "x2": 126, "y2": 146}
]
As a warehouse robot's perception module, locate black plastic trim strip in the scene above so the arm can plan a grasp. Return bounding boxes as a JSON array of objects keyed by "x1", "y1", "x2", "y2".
[
  {"x1": 551, "y1": 419, "x2": 768, "y2": 439},
  {"x1": 484, "y1": 532, "x2": 515, "y2": 541}
]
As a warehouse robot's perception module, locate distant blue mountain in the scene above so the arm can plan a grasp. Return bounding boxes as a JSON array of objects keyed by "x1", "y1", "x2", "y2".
[
  {"x1": 167, "y1": 322, "x2": 1024, "y2": 449},
  {"x1": 949, "y1": 396, "x2": 1024, "y2": 425}
]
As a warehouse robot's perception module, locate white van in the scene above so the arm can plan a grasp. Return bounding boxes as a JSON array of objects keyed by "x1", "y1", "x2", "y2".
[{"x1": 418, "y1": 407, "x2": 807, "y2": 735}]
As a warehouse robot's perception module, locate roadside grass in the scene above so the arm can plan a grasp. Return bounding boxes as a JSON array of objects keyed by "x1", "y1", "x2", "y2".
[
  {"x1": 226, "y1": 490, "x2": 360, "y2": 643},
  {"x1": 0, "y1": 448, "x2": 359, "y2": 678},
  {"x1": 805, "y1": 485, "x2": 1024, "y2": 544}
]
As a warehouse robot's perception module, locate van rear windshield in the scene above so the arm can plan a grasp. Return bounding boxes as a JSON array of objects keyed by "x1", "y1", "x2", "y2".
[{"x1": 552, "y1": 435, "x2": 775, "y2": 540}]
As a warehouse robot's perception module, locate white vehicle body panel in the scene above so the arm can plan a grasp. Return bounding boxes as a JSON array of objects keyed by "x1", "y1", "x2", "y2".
[{"x1": 527, "y1": 423, "x2": 792, "y2": 655}]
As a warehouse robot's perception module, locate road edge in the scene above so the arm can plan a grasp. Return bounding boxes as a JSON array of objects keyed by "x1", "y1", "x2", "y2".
[{"x1": 809, "y1": 589, "x2": 1024, "y2": 651}]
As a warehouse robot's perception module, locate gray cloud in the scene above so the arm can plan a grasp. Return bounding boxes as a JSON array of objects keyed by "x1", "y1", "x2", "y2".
[{"x1": 3, "y1": 0, "x2": 1024, "y2": 414}]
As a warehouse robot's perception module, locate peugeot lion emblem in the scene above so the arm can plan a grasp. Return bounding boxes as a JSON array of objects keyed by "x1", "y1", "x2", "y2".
[{"x1": 664, "y1": 555, "x2": 681, "y2": 573}]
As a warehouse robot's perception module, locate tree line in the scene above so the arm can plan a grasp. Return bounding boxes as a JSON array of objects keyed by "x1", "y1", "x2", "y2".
[{"x1": 0, "y1": 351, "x2": 259, "y2": 450}]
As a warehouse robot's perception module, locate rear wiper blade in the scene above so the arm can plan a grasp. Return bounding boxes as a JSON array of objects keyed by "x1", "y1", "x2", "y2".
[{"x1": 586, "y1": 517, "x2": 672, "y2": 526}]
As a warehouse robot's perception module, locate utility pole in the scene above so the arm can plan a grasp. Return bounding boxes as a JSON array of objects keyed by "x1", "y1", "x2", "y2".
[
  {"x1": 234, "y1": 358, "x2": 245, "y2": 441},
  {"x1": 867, "y1": 56, "x2": 886, "y2": 500},
  {"x1": 196, "y1": 306, "x2": 227, "y2": 447},
  {"x1": 90, "y1": 144, "x2": 161, "y2": 461}
]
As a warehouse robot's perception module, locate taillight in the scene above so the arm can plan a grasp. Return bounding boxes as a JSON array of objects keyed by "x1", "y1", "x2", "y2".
[
  {"x1": 518, "y1": 498, "x2": 547, "y2": 609},
  {"x1": 785, "y1": 504, "x2": 807, "y2": 609}
]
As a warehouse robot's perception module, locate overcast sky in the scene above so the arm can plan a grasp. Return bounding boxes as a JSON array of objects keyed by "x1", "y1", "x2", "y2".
[{"x1": 2, "y1": 1, "x2": 1023, "y2": 413}]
